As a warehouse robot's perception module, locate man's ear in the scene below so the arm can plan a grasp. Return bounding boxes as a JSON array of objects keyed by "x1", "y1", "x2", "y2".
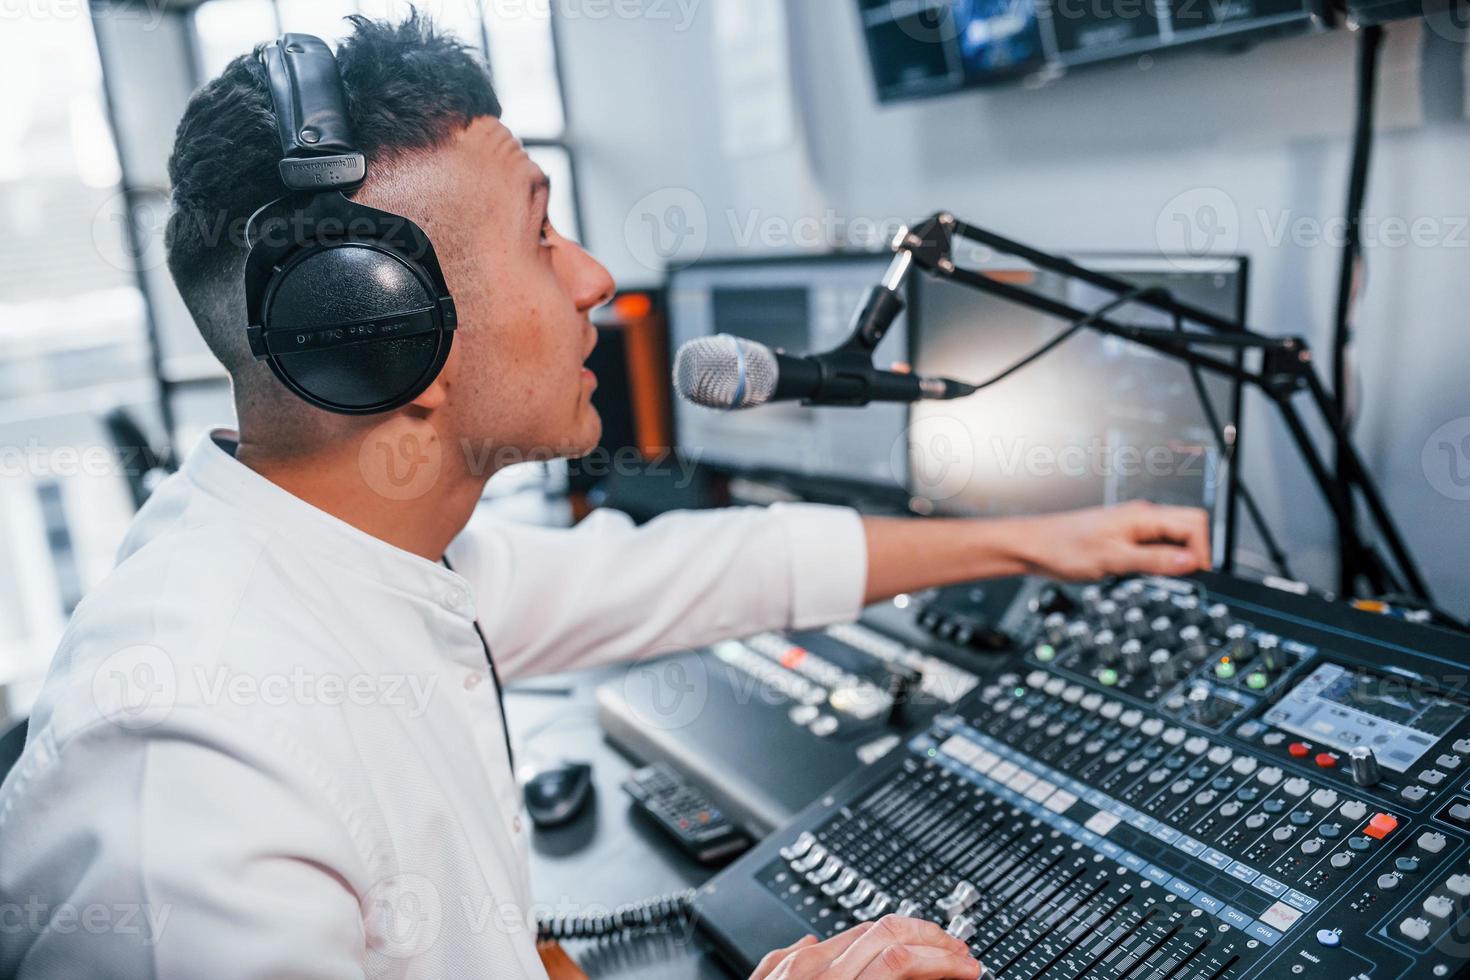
[{"x1": 410, "y1": 371, "x2": 449, "y2": 411}]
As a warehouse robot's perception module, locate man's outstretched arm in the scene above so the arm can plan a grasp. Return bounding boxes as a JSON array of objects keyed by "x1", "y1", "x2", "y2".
[
  {"x1": 862, "y1": 500, "x2": 1211, "y2": 604},
  {"x1": 456, "y1": 500, "x2": 1210, "y2": 681}
]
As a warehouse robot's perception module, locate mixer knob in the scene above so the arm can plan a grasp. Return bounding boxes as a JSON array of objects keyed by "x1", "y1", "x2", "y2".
[
  {"x1": 1149, "y1": 649, "x2": 1176, "y2": 685},
  {"x1": 1092, "y1": 630, "x2": 1120, "y2": 666},
  {"x1": 937, "y1": 880, "x2": 980, "y2": 917},
  {"x1": 896, "y1": 898, "x2": 924, "y2": 918},
  {"x1": 780, "y1": 831, "x2": 817, "y2": 861},
  {"x1": 1067, "y1": 620, "x2": 1094, "y2": 650},
  {"x1": 1176, "y1": 595, "x2": 1204, "y2": 627},
  {"x1": 1123, "y1": 607, "x2": 1149, "y2": 640},
  {"x1": 1206, "y1": 603, "x2": 1232, "y2": 637},
  {"x1": 1178, "y1": 625, "x2": 1209, "y2": 662},
  {"x1": 946, "y1": 915, "x2": 978, "y2": 943},
  {"x1": 1080, "y1": 585, "x2": 1105, "y2": 611},
  {"x1": 1044, "y1": 612, "x2": 1069, "y2": 645},
  {"x1": 1094, "y1": 599, "x2": 1122, "y2": 630},
  {"x1": 1121, "y1": 639, "x2": 1148, "y2": 675},
  {"x1": 1116, "y1": 579, "x2": 1146, "y2": 598},
  {"x1": 857, "y1": 893, "x2": 892, "y2": 921},
  {"x1": 1350, "y1": 746, "x2": 1382, "y2": 787},
  {"x1": 1224, "y1": 624, "x2": 1256, "y2": 663},
  {"x1": 1187, "y1": 685, "x2": 1224, "y2": 726},
  {"x1": 1145, "y1": 588, "x2": 1174, "y2": 614},
  {"x1": 1258, "y1": 635, "x2": 1286, "y2": 673},
  {"x1": 839, "y1": 879, "x2": 876, "y2": 910},
  {"x1": 1149, "y1": 616, "x2": 1175, "y2": 642}
]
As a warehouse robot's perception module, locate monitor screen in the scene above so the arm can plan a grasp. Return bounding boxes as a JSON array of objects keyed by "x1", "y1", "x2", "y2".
[
  {"x1": 858, "y1": 0, "x2": 1320, "y2": 102},
  {"x1": 908, "y1": 254, "x2": 1245, "y2": 539},
  {"x1": 668, "y1": 256, "x2": 910, "y2": 488}
]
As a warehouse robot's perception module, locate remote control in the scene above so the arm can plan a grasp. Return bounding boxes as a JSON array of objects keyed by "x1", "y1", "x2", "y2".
[{"x1": 622, "y1": 763, "x2": 750, "y2": 864}]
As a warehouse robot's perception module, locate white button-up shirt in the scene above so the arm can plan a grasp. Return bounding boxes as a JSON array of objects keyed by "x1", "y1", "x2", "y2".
[{"x1": 0, "y1": 431, "x2": 866, "y2": 978}]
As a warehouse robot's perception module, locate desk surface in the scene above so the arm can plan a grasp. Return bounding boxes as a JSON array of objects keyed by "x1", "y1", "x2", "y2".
[{"x1": 506, "y1": 666, "x2": 741, "y2": 980}]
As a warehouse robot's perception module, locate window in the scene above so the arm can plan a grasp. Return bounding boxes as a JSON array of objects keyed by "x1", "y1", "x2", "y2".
[
  {"x1": 0, "y1": 13, "x2": 152, "y2": 703},
  {"x1": 189, "y1": 0, "x2": 580, "y2": 240}
]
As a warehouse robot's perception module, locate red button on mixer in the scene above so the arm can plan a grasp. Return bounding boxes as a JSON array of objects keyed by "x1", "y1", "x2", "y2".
[
  {"x1": 1288, "y1": 742, "x2": 1310, "y2": 758},
  {"x1": 1365, "y1": 813, "x2": 1398, "y2": 839}
]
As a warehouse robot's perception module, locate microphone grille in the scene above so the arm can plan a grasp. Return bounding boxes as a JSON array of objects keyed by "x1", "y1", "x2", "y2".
[{"x1": 672, "y1": 334, "x2": 779, "y2": 410}]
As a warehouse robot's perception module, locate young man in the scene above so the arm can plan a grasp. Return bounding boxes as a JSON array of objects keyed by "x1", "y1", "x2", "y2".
[{"x1": 0, "y1": 15, "x2": 1209, "y2": 979}]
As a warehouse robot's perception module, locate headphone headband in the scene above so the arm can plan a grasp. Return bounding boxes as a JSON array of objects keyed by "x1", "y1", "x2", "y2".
[{"x1": 260, "y1": 34, "x2": 366, "y2": 191}]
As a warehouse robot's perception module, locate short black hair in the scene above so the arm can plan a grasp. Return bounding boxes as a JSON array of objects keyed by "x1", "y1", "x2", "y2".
[{"x1": 165, "y1": 11, "x2": 500, "y2": 380}]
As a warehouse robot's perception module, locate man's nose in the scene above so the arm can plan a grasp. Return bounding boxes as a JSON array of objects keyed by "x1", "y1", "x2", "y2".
[{"x1": 568, "y1": 242, "x2": 616, "y2": 313}]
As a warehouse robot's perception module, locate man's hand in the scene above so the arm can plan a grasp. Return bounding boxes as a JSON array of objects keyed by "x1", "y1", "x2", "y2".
[
  {"x1": 862, "y1": 501, "x2": 1212, "y2": 604},
  {"x1": 1013, "y1": 500, "x2": 1212, "y2": 582},
  {"x1": 750, "y1": 916, "x2": 983, "y2": 980}
]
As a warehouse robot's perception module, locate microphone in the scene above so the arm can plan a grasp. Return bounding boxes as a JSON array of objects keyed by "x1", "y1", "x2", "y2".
[{"x1": 672, "y1": 334, "x2": 975, "y2": 410}]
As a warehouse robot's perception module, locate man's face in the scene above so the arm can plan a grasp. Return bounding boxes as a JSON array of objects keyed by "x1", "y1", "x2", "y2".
[{"x1": 365, "y1": 117, "x2": 614, "y2": 466}]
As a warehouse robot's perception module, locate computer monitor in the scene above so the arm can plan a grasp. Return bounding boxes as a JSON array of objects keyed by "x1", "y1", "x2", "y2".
[
  {"x1": 858, "y1": 0, "x2": 1321, "y2": 102},
  {"x1": 908, "y1": 253, "x2": 1247, "y2": 555},
  {"x1": 667, "y1": 255, "x2": 911, "y2": 490}
]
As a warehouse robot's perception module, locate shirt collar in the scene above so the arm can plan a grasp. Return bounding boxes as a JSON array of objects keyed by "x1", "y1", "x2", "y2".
[{"x1": 179, "y1": 429, "x2": 477, "y2": 620}]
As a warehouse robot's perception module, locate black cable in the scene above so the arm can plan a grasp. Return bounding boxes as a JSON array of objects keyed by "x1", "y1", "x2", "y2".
[
  {"x1": 963, "y1": 286, "x2": 1162, "y2": 393},
  {"x1": 440, "y1": 556, "x2": 516, "y2": 776},
  {"x1": 1170, "y1": 310, "x2": 1295, "y2": 580},
  {"x1": 1331, "y1": 24, "x2": 1385, "y2": 594},
  {"x1": 535, "y1": 888, "x2": 697, "y2": 942}
]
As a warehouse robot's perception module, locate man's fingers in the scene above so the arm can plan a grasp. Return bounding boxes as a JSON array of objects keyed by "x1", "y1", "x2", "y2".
[
  {"x1": 1122, "y1": 543, "x2": 1202, "y2": 576},
  {"x1": 851, "y1": 944, "x2": 984, "y2": 980},
  {"x1": 806, "y1": 921, "x2": 874, "y2": 962},
  {"x1": 830, "y1": 915, "x2": 975, "y2": 978},
  {"x1": 1131, "y1": 504, "x2": 1212, "y2": 570},
  {"x1": 751, "y1": 934, "x2": 816, "y2": 980}
]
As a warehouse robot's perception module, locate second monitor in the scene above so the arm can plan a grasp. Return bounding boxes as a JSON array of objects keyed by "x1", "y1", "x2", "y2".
[
  {"x1": 908, "y1": 253, "x2": 1247, "y2": 550},
  {"x1": 668, "y1": 254, "x2": 912, "y2": 491}
]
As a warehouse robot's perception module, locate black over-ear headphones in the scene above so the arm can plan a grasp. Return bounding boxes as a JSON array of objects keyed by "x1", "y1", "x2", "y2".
[{"x1": 244, "y1": 34, "x2": 457, "y2": 415}]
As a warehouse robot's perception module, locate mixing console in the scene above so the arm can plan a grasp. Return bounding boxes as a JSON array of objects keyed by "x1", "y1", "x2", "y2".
[{"x1": 696, "y1": 572, "x2": 1470, "y2": 979}]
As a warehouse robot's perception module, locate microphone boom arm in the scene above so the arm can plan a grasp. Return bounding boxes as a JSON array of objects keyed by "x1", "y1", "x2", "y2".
[{"x1": 882, "y1": 211, "x2": 1430, "y2": 605}]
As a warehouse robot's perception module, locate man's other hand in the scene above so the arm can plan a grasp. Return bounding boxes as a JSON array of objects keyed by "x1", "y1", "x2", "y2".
[
  {"x1": 1019, "y1": 500, "x2": 1212, "y2": 581},
  {"x1": 750, "y1": 916, "x2": 984, "y2": 980}
]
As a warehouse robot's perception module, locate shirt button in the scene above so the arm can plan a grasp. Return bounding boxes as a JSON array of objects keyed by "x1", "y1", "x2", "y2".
[
  {"x1": 463, "y1": 672, "x2": 483, "y2": 690},
  {"x1": 443, "y1": 587, "x2": 467, "y2": 610},
  {"x1": 512, "y1": 815, "x2": 523, "y2": 834}
]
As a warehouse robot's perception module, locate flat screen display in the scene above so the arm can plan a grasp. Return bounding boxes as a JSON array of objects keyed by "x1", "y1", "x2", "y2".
[
  {"x1": 907, "y1": 254, "x2": 1245, "y2": 542},
  {"x1": 1264, "y1": 663, "x2": 1469, "y2": 772},
  {"x1": 668, "y1": 256, "x2": 911, "y2": 489},
  {"x1": 858, "y1": 0, "x2": 1321, "y2": 101}
]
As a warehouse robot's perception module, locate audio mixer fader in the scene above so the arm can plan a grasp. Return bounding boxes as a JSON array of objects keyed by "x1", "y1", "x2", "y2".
[{"x1": 696, "y1": 572, "x2": 1470, "y2": 979}]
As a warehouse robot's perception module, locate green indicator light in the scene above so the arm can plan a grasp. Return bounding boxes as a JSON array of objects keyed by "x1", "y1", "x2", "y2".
[
  {"x1": 1098, "y1": 668, "x2": 1119, "y2": 687},
  {"x1": 1014, "y1": 687, "x2": 1026, "y2": 698},
  {"x1": 927, "y1": 748, "x2": 937, "y2": 757},
  {"x1": 1036, "y1": 644, "x2": 1057, "y2": 663},
  {"x1": 1247, "y1": 671, "x2": 1268, "y2": 690},
  {"x1": 1215, "y1": 660, "x2": 1237, "y2": 680}
]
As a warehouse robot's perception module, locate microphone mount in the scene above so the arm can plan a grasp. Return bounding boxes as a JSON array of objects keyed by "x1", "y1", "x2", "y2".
[{"x1": 878, "y1": 211, "x2": 1429, "y2": 605}]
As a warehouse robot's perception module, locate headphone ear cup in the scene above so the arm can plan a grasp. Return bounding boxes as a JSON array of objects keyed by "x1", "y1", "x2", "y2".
[{"x1": 262, "y1": 243, "x2": 449, "y2": 413}]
